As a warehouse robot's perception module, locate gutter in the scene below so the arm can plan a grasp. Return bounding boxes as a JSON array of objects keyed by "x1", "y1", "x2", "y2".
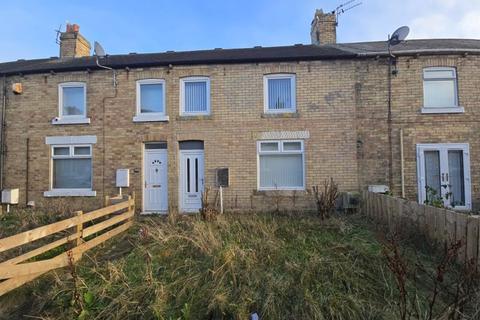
[{"x1": 355, "y1": 48, "x2": 480, "y2": 57}]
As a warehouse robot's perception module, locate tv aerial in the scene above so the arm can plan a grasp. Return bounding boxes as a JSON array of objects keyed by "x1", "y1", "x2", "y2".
[{"x1": 333, "y1": 0, "x2": 362, "y2": 25}]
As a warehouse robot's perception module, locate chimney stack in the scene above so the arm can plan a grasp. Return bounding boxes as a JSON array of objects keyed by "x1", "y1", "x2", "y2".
[
  {"x1": 310, "y1": 9, "x2": 337, "y2": 45},
  {"x1": 59, "y1": 23, "x2": 91, "y2": 58}
]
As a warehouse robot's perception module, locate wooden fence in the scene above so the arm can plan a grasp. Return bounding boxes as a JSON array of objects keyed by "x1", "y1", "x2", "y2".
[
  {"x1": 362, "y1": 191, "x2": 480, "y2": 265},
  {"x1": 0, "y1": 195, "x2": 135, "y2": 296}
]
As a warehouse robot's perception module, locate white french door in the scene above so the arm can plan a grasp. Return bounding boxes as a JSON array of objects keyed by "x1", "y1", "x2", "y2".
[
  {"x1": 179, "y1": 150, "x2": 204, "y2": 212},
  {"x1": 143, "y1": 146, "x2": 168, "y2": 213},
  {"x1": 417, "y1": 143, "x2": 471, "y2": 210}
]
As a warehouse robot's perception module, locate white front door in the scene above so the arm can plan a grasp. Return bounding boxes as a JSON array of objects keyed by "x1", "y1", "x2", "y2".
[
  {"x1": 180, "y1": 150, "x2": 204, "y2": 212},
  {"x1": 417, "y1": 143, "x2": 471, "y2": 210},
  {"x1": 144, "y1": 148, "x2": 168, "y2": 213}
]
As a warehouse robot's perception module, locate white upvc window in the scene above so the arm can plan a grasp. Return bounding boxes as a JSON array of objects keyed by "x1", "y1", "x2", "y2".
[
  {"x1": 257, "y1": 140, "x2": 305, "y2": 190},
  {"x1": 44, "y1": 144, "x2": 95, "y2": 197},
  {"x1": 180, "y1": 77, "x2": 211, "y2": 115},
  {"x1": 263, "y1": 74, "x2": 296, "y2": 113},
  {"x1": 133, "y1": 79, "x2": 169, "y2": 122},
  {"x1": 54, "y1": 82, "x2": 90, "y2": 124},
  {"x1": 422, "y1": 67, "x2": 464, "y2": 114}
]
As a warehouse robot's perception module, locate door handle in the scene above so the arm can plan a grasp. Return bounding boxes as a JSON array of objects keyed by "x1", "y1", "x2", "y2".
[
  {"x1": 441, "y1": 173, "x2": 445, "y2": 182},
  {"x1": 145, "y1": 181, "x2": 147, "y2": 189},
  {"x1": 446, "y1": 173, "x2": 449, "y2": 182}
]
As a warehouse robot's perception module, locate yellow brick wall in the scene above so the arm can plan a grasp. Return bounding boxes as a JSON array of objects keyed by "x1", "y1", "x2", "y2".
[
  {"x1": 2, "y1": 60, "x2": 360, "y2": 212},
  {"x1": 4, "y1": 53, "x2": 479, "y2": 212}
]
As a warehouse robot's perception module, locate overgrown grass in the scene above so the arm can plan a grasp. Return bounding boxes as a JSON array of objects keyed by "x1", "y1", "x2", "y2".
[{"x1": 0, "y1": 211, "x2": 476, "y2": 319}]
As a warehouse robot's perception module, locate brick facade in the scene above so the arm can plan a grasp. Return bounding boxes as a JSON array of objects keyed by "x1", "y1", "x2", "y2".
[
  {"x1": 2, "y1": 60, "x2": 362, "y2": 212},
  {"x1": 1, "y1": 43, "x2": 479, "y2": 213}
]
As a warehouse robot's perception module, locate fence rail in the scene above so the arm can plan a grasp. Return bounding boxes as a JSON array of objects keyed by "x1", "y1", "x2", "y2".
[
  {"x1": 0, "y1": 194, "x2": 135, "y2": 296},
  {"x1": 361, "y1": 191, "x2": 479, "y2": 265}
]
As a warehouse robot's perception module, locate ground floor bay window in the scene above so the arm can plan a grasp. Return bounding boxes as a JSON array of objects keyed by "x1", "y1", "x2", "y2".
[
  {"x1": 44, "y1": 136, "x2": 96, "y2": 197},
  {"x1": 257, "y1": 140, "x2": 304, "y2": 190},
  {"x1": 417, "y1": 143, "x2": 471, "y2": 210}
]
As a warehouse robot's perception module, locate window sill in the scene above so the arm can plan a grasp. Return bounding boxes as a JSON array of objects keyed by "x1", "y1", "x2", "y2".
[
  {"x1": 133, "y1": 115, "x2": 169, "y2": 122},
  {"x1": 421, "y1": 106, "x2": 464, "y2": 114},
  {"x1": 255, "y1": 187, "x2": 306, "y2": 194},
  {"x1": 261, "y1": 112, "x2": 299, "y2": 119},
  {"x1": 176, "y1": 114, "x2": 212, "y2": 121},
  {"x1": 52, "y1": 117, "x2": 91, "y2": 125},
  {"x1": 44, "y1": 189, "x2": 97, "y2": 197}
]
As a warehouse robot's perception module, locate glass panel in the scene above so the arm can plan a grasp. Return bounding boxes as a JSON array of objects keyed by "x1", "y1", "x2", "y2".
[
  {"x1": 423, "y1": 80, "x2": 456, "y2": 107},
  {"x1": 74, "y1": 146, "x2": 90, "y2": 156},
  {"x1": 145, "y1": 142, "x2": 167, "y2": 149},
  {"x1": 259, "y1": 154, "x2": 303, "y2": 188},
  {"x1": 424, "y1": 69, "x2": 455, "y2": 79},
  {"x1": 53, "y1": 158, "x2": 92, "y2": 189},
  {"x1": 179, "y1": 140, "x2": 204, "y2": 150},
  {"x1": 184, "y1": 81, "x2": 207, "y2": 112},
  {"x1": 268, "y1": 78, "x2": 292, "y2": 110},
  {"x1": 260, "y1": 142, "x2": 279, "y2": 152},
  {"x1": 53, "y1": 147, "x2": 70, "y2": 156},
  {"x1": 283, "y1": 141, "x2": 302, "y2": 151},
  {"x1": 448, "y1": 150, "x2": 465, "y2": 207},
  {"x1": 62, "y1": 86, "x2": 85, "y2": 116},
  {"x1": 195, "y1": 158, "x2": 199, "y2": 192},
  {"x1": 187, "y1": 158, "x2": 190, "y2": 193},
  {"x1": 140, "y1": 83, "x2": 164, "y2": 113},
  {"x1": 424, "y1": 151, "x2": 442, "y2": 203}
]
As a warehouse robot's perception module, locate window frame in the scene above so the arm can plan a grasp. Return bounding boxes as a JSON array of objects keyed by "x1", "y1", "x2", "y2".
[
  {"x1": 257, "y1": 139, "x2": 305, "y2": 191},
  {"x1": 47, "y1": 144, "x2": 95, "y2": 196},
  {"x1": 133, "y1": 79, "x2": 169, "y2": 122},
  {"x1": 55, "y1": 82, "x2": 90, "y2": 124},
  {"x1": 180, "y1": 76, "x2": 211, "y2": 116},
  {"x1": 421, "y1": 67, "x2": 464, "y2": 114},
  {"x1": 263, "y1": 73, "x2": 297, "y2": 114}
]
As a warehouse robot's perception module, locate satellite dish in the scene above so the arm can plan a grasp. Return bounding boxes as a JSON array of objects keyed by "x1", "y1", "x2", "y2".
[
  {"x1": 388, "y1": 26, "x2": 409, "y2": 46},
  {"x1": 94, "y1": 41, "x2": 106, "y2": 57}
]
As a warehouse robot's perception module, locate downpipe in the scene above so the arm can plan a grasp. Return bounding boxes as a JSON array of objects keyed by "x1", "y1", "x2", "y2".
[{"x1": 0, "y1": 75, "x2": 6, "y2": 190}]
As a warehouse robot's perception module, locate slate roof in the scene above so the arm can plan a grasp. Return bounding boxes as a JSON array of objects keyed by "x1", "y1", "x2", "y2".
[{"x1": 1, "y1": 39, "x2": 479, "y2": 76}]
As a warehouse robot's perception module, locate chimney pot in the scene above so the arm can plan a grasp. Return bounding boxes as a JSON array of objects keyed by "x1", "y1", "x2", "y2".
[
  {"x1": 60, "y1": 22, "x2": 90, "y2": 58},
  {"x1": 66, "y1": 23, "x2": 80, "y2": 33}
]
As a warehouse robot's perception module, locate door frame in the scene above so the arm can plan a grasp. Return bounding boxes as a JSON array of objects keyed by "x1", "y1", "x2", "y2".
[
  {"x1": 178, "y1": 149, "x2": 205, "y2": 213},
  {"x1": 142, "y1": 143, "x2": 168, "y2": 214},
  {"x1": 416, "y1": 143, "x2": 471, "y2": 210}
]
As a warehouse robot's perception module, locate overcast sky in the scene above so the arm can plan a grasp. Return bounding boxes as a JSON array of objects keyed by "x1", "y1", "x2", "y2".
[{"x1": 0, "y1": 0, "x2": 479, "y2": 63}]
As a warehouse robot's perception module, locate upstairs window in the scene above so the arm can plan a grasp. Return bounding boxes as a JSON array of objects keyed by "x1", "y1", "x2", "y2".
[
  {"x1": 264, "y1": 74, "x2": 296, "y2": 113},
  {"x1": 134, "y1": 79, "x2": 168, "y2": 122},
  {"x1": 180, "y1": 77, "x2": 210, "y2": 115},
  {"x1": 422, "y1": 67, "x2": 463, "y2": 114},
  {"x1": 55, "y1": 82, "x2": 89, "y2": 124},
  {"x1": 257, "y1": 140, "x2": 304, "y2": 190}
]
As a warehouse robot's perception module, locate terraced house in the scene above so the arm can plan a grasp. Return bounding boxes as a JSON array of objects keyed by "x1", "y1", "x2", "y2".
[{"x1": 0, "y1": 9, "x2": 479, "y2": 213}]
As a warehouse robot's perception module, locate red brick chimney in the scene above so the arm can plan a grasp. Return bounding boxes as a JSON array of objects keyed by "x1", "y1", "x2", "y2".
[
  {"x1": 310, "y1": 9, "x2": 337, "y2": 45},
  {"x1": 59, "y1": 23, "x2": 91, "y2": 58}
]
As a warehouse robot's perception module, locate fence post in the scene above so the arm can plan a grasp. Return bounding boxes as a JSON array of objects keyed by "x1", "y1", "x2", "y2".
[
  {"x1": 104, "y1": 195, "x2": 110, "y2": 207},
  {"x1": 132, "y1": 191, "x2": 136, "y2": 214},
  {"x1": 75, "y1": 210, "x2": 83, "y2": 247},
  {"x1": 466, "y1": 216, "x2": 479, "y2": 265},
  {"x1": 456, "y1": 213, "x2": 468, "y2": 263}
]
